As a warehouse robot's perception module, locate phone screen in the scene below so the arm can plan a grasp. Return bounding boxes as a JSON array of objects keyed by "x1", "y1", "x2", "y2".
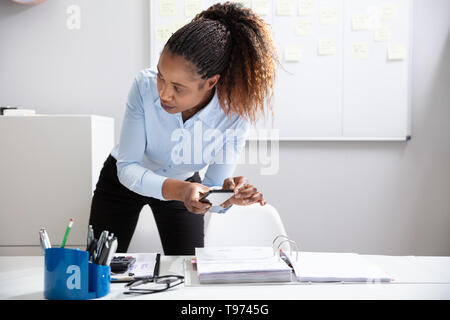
[{"x1": 200, "y1": 190, "x2": 234, "y2": 206}]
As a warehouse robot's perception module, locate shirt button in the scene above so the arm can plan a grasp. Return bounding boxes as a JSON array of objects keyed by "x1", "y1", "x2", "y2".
[{"x1": 163, "y1": 169, "x2": 167, "y2": 172}]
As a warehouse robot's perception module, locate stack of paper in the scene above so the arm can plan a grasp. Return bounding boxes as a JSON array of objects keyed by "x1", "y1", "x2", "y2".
[
  {"x1": 195, "y1": 248, "x2": 393, "y2": 285},
  {"x1": 195, "y1": 247, "x2": 293, "y2": 284},
  {"x1": 2, "y1": 109, "x2": 36, "y2": 116},
  {"x1": 285, "y1": 252, "x2": 393, "y2": 283}
]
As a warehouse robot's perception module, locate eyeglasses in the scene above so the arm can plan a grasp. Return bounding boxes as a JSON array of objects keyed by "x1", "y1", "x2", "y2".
[{"x1": 123, "y1": 275, "x2": 184, "y2": 295}]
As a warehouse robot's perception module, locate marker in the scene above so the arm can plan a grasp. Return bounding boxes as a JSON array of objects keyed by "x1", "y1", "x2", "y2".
[
  {"x1": 88, "y1": 238, "x2": 98, "y2": 262},
  {"x1": 60, "y1": 218, "x2": 74, "y2": 248},
  {"x1": 39, "y1": 228, "x2": 51, "y2": 254},
  {"x1": 86, "y1": 225, "x2": 94, "y2": 251},
  {"x1": 95, "y1": 230, "x2": 109, "y2": 263},
  {"x1": 41, "y1": 228, "x2": 51, "y2": 248},
  {"x1": 97, "y1": 238, "x2": 110, "y2": 265},
  {"x1": 105, "y1": 237, "x2": 118, "y2": 266}
]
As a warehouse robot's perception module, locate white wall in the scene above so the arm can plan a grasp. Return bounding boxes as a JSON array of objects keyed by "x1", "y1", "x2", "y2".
[
  {"x1": 0, "y1": 0, "x2": 448, "y2": 256},
  {"x1": 0, "y1": 0, "x2": 149, "y2": 132}
]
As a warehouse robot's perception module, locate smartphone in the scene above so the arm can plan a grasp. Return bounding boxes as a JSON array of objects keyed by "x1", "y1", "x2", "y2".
[{"x1": 199, "y1": 190, "x2": 234, "y2": 206}]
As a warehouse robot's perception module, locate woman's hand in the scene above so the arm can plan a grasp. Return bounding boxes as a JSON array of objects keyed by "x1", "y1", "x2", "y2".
[
  {"x1": 220, "y1": 176, "x2": 267, "y2": 208},
  {"x1": 180, "y1": 182, "x2": 212, "y2": 215},
  {"x1": 162, "y1": 179, "x2": 211, "y2": 215}
]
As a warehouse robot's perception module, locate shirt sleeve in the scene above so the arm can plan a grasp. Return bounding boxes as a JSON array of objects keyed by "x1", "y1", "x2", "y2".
[
  {"x1": 202, "y1": 119, "x2": 250, "y2": 214},
  {"x1": 115, "y1": 73, "x2": 168, "y2": 200}
]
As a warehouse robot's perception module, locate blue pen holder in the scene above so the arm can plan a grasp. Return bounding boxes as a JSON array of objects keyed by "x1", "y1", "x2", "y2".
[{"x1": 44, "y1": 248, "x2": 110, "y2": 300}]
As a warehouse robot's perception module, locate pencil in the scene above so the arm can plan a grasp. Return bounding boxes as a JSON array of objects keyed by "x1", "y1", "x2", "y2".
[{"x1": 60, "y1": 218, "x2": 74, "y2": 248}]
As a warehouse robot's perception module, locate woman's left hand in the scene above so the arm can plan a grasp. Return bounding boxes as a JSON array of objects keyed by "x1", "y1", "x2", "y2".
[{"x1": 220, "y1": 176, "x2": 267, "y2": 208}]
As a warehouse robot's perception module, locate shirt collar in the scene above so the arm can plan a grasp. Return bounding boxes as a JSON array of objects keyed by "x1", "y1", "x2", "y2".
[{"x1": 196, "y1": 86, "x2": 221, "y2": 126}]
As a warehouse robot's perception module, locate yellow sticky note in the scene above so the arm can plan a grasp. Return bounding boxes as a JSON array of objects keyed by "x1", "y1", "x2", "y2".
[
  {"x1": 156, "y1": 26, "x2": 173, "y2": 43},
  {"x1": 298, "y1": 0, "x2": 315, "y2": 16},
  {"x1": 284, "y1": 44, "x2": 302, "y2": 62},
  {"x1": 276, "y1": 0, "x2": 295, "y2": 16},
  {"x1": 352, "y1": 42, "x2": 369, "y2": 59},
  {"x1": 374, "y1": 25, "x2": 392, "y2": 42},
  {"x1": 381, "y1": 3, "x2": 397, "y2": 21},
  {"x1": 253, "y1": 0, "x2": 271, "y2": 16},
  {"x1": 387, "y1": 43, "x2": 406, "y2": 61},
  {"x1": 352, "y1": 13, "x2": 370, "y2": 31},
  {"x1": 160, "y1": 0, "x2": 177, "y2": 16},
  {"x1": 320, "y1": 7, "x2": 338, "y2": 25},
  {"x1": 185, "y1": 0, "x2": 202, "y2": 17},
  {"x1": 295, "y1": 18, "x2": 313, "y2": 36},
  {"x1": 173, "y1": 20, "x2": 189, "y2": 32},
  {"x1": 318, "y1": 39, "x2": 336, "y2": 56}
]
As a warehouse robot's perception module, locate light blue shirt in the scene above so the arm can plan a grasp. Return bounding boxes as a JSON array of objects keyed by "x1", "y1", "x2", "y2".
[{"x1": 110, "y1": 69, "x2": 249, "y2": 213}]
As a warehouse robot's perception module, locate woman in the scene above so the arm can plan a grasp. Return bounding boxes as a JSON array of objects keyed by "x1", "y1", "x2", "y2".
[{"x1": 89, "y1": 2, "x2": 279, "y2": 255}]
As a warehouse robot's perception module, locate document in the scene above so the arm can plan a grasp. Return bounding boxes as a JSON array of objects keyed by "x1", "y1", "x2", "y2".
[
  {"x1": 286, "y1": 252, "x2": 392, "y2": 283},
  {"x1": 195, "y1": 247, "x2": 293, "y2": 283},
  {"x1": 193, "y1": 247, "x2": 393, "y2": 285},
  {"x1": 111, "y1": 253, "x2": 159, "y2": 282}
]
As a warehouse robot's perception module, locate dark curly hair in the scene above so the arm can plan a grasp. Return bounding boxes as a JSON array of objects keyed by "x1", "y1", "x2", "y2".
[{"x1": 164, "y1": 1, "x2": 280, "y2": 124}]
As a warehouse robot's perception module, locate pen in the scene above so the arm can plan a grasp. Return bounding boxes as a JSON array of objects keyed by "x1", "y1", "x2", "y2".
[
  {"x1": 87, "y1": 225, "x2": 94, "y2": 251},
  {"x1": 42, "y1": 228, "x2": 51, "y2": 248},
  {"x1": 95, "y1": 230, "x2": 108, "y2": 263},
  {"x1": 60, "y1": 218, "x2": 74, "y2": 248},
  {"x1": 97, "y1": 239, "x2": 110, "y2": 265},
  {"x1": 39, "y1": 231, "x2": 45, "y2": 254},
  {"x1": 88, "y1": 238, "x2": 98, "y2": 262},
  {"x1": 39, "y1": 228, "x2": 51, "y2": 254},
  {"x1": 105, "y1": 237, "x2": 118, "y2": 266}
]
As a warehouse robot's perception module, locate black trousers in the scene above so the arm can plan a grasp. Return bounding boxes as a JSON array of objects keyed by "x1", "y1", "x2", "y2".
[{"x1": 88, "y1": 154, "x2": 204, "y2": 255}]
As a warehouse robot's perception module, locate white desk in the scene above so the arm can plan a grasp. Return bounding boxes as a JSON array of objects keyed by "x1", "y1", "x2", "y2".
[{"x1": 1, "y1": 254, "x2": 449, "y2": 300}]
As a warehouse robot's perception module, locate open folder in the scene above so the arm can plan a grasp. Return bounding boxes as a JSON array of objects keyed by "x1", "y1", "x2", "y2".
[{"x1": 193, "y1": 236, "x2": 392, "y2": 285}]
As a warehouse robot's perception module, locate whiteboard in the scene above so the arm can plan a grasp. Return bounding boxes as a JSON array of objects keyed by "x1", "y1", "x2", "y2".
[{"x1": 149, "y1": 0, "x2": 413, "y2": 141}]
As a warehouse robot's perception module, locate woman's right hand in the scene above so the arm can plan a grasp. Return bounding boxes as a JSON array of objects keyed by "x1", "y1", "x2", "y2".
[
  {"x1": 162, "y1": 178, "x2": 211, "y2": 214},
  {"x1": 180, "y1": 182, "x2": 212, "y2": 215}
]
